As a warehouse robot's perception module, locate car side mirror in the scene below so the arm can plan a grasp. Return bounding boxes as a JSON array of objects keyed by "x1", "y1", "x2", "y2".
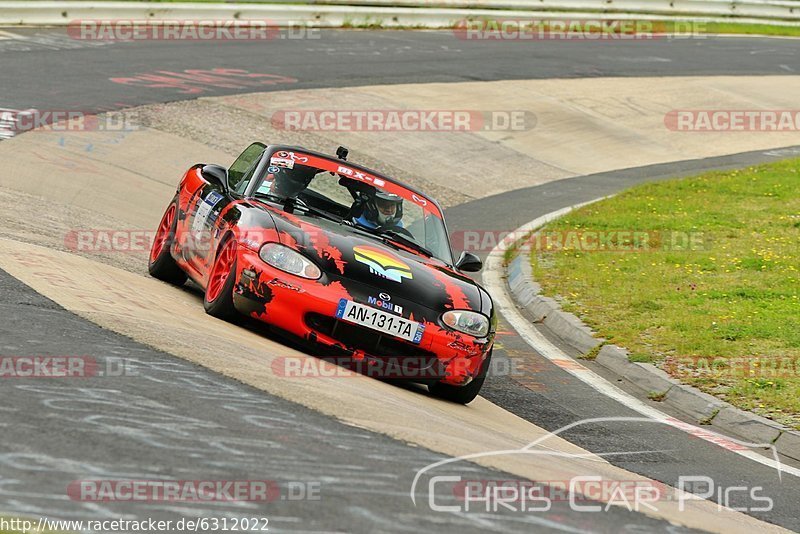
[
  {"x1": 201, "y1": 164, "x2": 229, "y2": 192},
  {"x1": 456, "y1": 251, "x2": 482, "y2": 272}
]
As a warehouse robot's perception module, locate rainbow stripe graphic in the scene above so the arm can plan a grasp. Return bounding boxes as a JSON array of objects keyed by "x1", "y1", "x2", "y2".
[{"x1": 353, "y1": 245, "x2": 413, "y2": 283}]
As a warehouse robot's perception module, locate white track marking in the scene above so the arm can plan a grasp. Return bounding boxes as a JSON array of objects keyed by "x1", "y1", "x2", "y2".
[
  {"x1": 0, "y1": 30, "x2": 27, "y2": 40},
  {"x1": 482, "y1": 204, "x2": 800, "y2": 480}
]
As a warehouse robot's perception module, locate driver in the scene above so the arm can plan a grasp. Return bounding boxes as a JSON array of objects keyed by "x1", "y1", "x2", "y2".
[{"x1": 353, "y1": 190, "x2": 404, "y2": 230}]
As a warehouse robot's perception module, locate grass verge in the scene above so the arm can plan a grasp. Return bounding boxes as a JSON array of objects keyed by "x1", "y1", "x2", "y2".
[
  {"x1": 703, "y1": 21, "x2": 800, "y2": 37},
  {"x1": 530, "y1": 159, "x2": 800, "y2": 428}
]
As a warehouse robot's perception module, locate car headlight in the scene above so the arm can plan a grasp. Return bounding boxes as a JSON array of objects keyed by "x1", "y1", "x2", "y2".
[
  {"x1": 441, "y1": 310, "x2": 490, "y2": 338},
  {"x1": 259, "y1": 243, "x2": 321, "y2": 280}
]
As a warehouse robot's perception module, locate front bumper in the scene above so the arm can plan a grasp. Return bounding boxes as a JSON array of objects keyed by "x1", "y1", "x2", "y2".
[{"x1": 232, "y1": 247, "x2": 491, "y2": 386}]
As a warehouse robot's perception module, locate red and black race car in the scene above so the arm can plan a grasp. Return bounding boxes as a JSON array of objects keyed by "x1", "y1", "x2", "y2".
[{"x1": 148, "y1": 143, "x2": 495, "y2": 403}]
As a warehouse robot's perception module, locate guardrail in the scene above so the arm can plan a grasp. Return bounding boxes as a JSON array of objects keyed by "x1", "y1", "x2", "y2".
[
  {"x1": 238, "y1": 0, "x2": 800, "y2": 17},
  {"x1": 0, "y1": 0, "x2": 798, "y2": 27}
]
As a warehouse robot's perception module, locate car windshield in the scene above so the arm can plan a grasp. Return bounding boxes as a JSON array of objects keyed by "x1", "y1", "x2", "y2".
[{"x1": 252, "y1": 149, "x2": 453, "y2": 264}]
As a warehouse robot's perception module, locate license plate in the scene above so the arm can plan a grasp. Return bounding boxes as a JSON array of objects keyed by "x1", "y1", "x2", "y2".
[{"x1": 335, "y1": 299, "x2": 425, "y2": 344}]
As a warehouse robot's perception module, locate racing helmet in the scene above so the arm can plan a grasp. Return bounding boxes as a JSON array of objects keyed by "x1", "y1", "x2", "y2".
[{"x1": 364, "y1": 190, "x2": 403, "y2": 227}]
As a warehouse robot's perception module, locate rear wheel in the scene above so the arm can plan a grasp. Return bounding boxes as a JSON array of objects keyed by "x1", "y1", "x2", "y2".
[
  {"x1": 429, "y1": 349, "x2": 492, "y2": 405},
  {"x1": 203, "y1": 236, "x2": 238, "y2": 320},
  {"x1": 148, "y1": 199, "x2": 188, "y2": 285}
]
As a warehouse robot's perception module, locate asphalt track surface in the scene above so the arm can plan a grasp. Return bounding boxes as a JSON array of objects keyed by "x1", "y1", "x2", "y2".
[
  {"x1": 1, "y1": 28, "x2": 800, "y2": 109},
  {"x1": 1, "y1": 27, "x2": 800, "y2": 532},
  {"x1": 1, "y1": 269, "x2": 691, "y2": 533}
]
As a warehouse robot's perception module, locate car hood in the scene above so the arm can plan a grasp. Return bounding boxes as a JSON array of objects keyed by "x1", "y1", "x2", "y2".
[{"x1": 261, "y1": 204, "x2": 484, "y2": 314}]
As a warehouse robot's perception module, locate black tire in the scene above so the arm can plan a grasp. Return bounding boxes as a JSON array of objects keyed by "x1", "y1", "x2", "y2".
[
  {"x1": 148, "y1": 198, "x2": 188, "y2": 286},
  {"x1": 203, "y1": 236, "x2": 239, "y2": 321},
  {"x1": 429, "y1": 349, "x2": 492, "y2": 405}
]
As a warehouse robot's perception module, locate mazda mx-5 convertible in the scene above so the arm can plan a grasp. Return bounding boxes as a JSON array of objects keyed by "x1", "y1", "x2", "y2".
[{"x1": 148, "y1": 143, "x2": 496, "y2": 403}]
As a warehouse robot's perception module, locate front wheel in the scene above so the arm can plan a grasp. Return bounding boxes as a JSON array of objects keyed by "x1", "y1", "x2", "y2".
[
  {"x1": 203, "y1": 236, "x2": 239, "y2": 320},
  {"x1": 429, "y1": 349, "x2": 492, "y2": 405},
  {"x1": 148, "y1": 199, "x2": 188, "y2": 285}
]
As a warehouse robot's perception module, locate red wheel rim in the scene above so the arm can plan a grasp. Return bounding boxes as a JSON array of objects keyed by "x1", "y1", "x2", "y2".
[
  {"x1": 150, "y1": 204, "x2": 175, "y2": 264},
  {"x1": 207, "y1": 239, "x2": 236, "y2": 303}
]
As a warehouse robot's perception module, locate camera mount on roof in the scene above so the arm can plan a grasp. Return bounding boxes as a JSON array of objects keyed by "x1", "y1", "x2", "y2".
[{"x1": 336, "y1": 146, "x2": 349, "y2": 161}]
